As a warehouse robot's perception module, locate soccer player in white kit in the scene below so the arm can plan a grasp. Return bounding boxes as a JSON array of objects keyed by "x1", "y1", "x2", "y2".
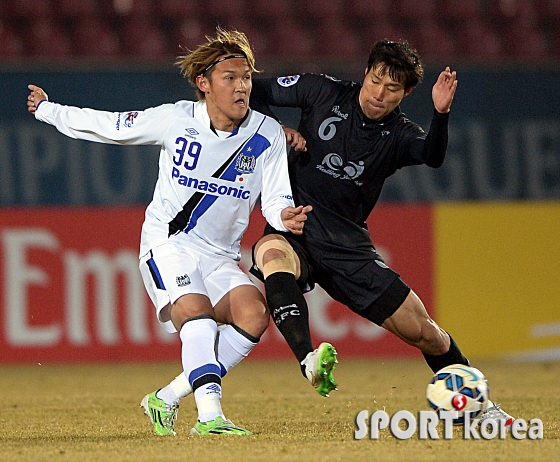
[{"x1": 27, "y1": 28, "x2": 311, "y2": 436}]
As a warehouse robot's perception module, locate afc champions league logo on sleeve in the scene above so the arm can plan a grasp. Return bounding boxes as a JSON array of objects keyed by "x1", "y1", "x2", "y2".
[
  {"x1": 117, "y1": 111, "x2": 138, "y2": 130},
  {"x1": 124, "y1": 111, "x2": 138, "y2": 128},
  {"x1": 277, "y1": 75, "x2": 300, "y2": 87}
]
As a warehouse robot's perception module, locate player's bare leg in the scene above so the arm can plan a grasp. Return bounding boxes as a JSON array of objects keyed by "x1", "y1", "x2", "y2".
[{"x1": 382, "y1": 289, "x2": 513, "y2": 428}]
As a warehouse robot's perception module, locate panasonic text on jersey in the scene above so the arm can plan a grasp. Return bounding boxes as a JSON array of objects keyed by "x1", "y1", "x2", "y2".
[{"x1": 171, "y1": 167, "x2": 251, "y2": 200}]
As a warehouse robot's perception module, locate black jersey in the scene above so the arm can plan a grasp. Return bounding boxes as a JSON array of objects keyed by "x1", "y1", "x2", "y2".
[{"x1": 251, "y1": 74, "x2": 450, "y2": 250}]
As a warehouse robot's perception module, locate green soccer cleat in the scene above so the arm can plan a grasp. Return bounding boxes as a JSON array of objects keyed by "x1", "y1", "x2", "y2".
[
  {"x1": 190, "y1": 416, "x2": 252, "y2": 435},
  {"x1": 140, "y1": 390, "x2": 179, "y2": 436},
  {"x1": 301, "y1": 342, "x2": 339, "y2": 397}
]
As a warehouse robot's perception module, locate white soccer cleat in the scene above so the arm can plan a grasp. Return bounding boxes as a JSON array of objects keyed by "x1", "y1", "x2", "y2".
[{"x1": 479, "y1": 401, "x2": 514, "y2": 429}]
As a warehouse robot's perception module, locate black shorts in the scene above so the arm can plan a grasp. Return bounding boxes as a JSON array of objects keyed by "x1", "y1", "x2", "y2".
[
  {"x1": 250, "y1": 225, "x2": 410, "y2": 326},
  {"x1": 250, "y1": 225, "x2": 315, "y2": 293}
]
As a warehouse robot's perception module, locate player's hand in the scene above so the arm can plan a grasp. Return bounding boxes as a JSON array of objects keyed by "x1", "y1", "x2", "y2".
[
  {"x1": 432, "y1": 67, "x2": 457, "y2": 114},
  {"x1": 281, "y1": 205, "x2": 313, "y2": 235},
  {"x1": 27, "y1": 84, "x2": 48, "y2": 114},
  {"x1": 282, "y1": 126, "x2": 307, "y2": 152}
]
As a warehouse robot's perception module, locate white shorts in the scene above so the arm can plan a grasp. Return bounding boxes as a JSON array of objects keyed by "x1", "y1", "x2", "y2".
[{"x1": 139, "y1": 240, "x2": 255, "y2": 333}]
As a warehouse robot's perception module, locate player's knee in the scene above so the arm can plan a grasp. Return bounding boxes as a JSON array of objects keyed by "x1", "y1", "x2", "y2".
[
  {"x1": 262, "y1": 248, "x2": 288, "y2": 266},
  {"x1": 236, "y1": 302, "x2": 269, "y2": 338},
  {"x1": 256, "y1": 238, "x2": 298, "y2": 278}
]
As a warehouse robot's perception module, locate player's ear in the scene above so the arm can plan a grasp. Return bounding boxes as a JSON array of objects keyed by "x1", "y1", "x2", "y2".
[
  {"x1": 196, "y1": 75, "x2": 209, "y2": 94},
  {"x1": 404, "y1": 87, "x2": 414, "y2": 98}
]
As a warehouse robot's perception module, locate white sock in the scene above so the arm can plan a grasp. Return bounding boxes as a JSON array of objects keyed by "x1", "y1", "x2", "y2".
[
  {"x1": 194, "y1": 383, "x2": 224, "y2": 422},
  {"x1": 217, "y1": 325, "x2": 258, "y2": 371},
  {"x1": 163, "y1": 325, "x2": 259, "y2": 400},
  {"x1": 179, "y1": 318, "x2": 222, "y2": 421},
  {"x1": 156, "y1": 385, "x2": 179, "y2": 405}
]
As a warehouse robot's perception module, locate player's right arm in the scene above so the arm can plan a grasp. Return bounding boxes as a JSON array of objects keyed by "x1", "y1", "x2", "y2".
[{"x1": 27, "y1": 84, "x2": 173, "y2": 146}]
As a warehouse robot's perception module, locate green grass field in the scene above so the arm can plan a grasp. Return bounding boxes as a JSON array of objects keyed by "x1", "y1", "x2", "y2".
[{"x1": 1, "y1": 359, "x2": 558, "y2": 461}]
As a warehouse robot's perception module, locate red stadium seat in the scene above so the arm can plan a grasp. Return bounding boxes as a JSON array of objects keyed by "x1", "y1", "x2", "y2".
[
  {"x1": 6, "y1": 0, "x2": 53, "y2": 19},
  {"x1": 439, "y1": 0, "x2": 485, "y2": 22},
  {"x1": 204, "y1": 0, "x2": 247, "y2": 25},
  {"x1": 56, "y1": 0, "x2": 100, "y2": 19},
  {"x1": 395, "y1": 0, "x2": 437, "y2": 22},
  {"x1": 0, "y1": 21, "x2": 25, "y2": 57},
  {"x1": 314, "y1": 20, "x2": 361, "y2": 58},
  {"x1": 73, "y1": 18, "x2": 122, "y2": 57},
  {"x1": 535, "y1": 0, "x2": 560, "y2": 21},
  {"x1": 25, "y1": 19, "x2": 74, "y2": 56},
  {"x1": 303, "y1": 0, "x2": 346, "y2": 19},
  {"x1": 454, "y1": 19, "x2": 503, "y2": 60},
  {"x1": 408, "y1": 21, "x2": 456, "y2": 61},
  {"x1": 349, "y1": 0, "x2": 391, "y2": 20},
  {"x1": 366, "y1": 22, "x2": 406, "y2": 44},
  {"x1": 268, "y1": 22, "x2": 315, "y2": 58},
  {"x1": 155, "y1": 0, "x2": 195, "y2": 21},
  {"x1": 110, "y1": 0, "x2": 154, "y2": 17},
  {"x1": 246, "y1": 0, "x2": 294, "y2": 21},
  {"x1": 488, "y1": 0, "x2": 539, "y2": 24},
  {"x1": 503, "y1": 20, "x2": 550, "y2": 59},
  {"x1": 119, "y1": 17, "x2": 170, "y2": 58}
]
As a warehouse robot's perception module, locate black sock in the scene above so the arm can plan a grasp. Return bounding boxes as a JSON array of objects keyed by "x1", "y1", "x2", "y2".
[
  {"x1": 423, "y1": 334, "x2": 470, "y2": 373},
  {"x1": 265, "y1": 272, "x2": 313, "y2": 372}
]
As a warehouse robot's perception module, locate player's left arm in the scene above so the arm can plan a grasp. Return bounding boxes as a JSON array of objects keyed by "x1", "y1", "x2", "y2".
[
  {"x1": 399, "y1": 68, "x2": 458, "y2": 168},
  {"x1": 421, "y1": 68, "x2": 457, "y2": 167},
  {"x1": 432, "y1": 67, "x2": 458, "y2": 114}
]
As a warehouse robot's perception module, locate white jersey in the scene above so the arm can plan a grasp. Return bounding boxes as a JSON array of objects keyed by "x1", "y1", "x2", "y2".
[{"x1": 35, "y1": 100, "x2": 294, "y2": 260}]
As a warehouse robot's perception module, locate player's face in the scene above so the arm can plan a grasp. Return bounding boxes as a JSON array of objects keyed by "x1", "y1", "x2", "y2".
[
  {"x1": 359, "y1": 64, "x2": 412, "y2": 121},
  {"x1": 198, "y1": 57, "x2": 252, "y2": 131}
]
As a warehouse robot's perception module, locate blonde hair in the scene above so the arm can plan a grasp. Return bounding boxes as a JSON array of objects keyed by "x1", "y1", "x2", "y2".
[{"x1": 176, "y1": 27, "x2": 258, "y2": 101}]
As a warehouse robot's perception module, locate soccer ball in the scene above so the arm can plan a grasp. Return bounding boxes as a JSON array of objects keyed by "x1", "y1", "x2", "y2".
[{"x1": 426, "y1": 364, "x2": 489, "y2": 425}]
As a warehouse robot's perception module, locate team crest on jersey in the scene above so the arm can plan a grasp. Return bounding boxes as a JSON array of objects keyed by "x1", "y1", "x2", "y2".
[
  {"x1": 235, "y1": 153, "x2": 256, "y2": 174},
  {"x1": 124, "y1": 111, "x2": 138, "y2": 128},
  {"x1": 277, "y1": 75, "x2": 300, "y2": 87},
  {"x1": 176, "y1": 274, "x2": 191, "y2": 287},
  {"x1": 320, "y1": 153, "x2": 365, "y2": 180}
]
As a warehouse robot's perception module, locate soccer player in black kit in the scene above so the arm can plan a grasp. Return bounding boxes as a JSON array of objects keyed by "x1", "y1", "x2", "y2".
[
  {"x1": 249, "y1": 39, "x2": 512, "y2": 426},
  {"x1": 148, "y1": 39, "x2": 512, "y2": 433}
]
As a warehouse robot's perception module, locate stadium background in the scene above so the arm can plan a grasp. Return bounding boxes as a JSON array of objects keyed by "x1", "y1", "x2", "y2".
[{"x1": 0, "y1": 0, "x2": 559, "y2": 365}]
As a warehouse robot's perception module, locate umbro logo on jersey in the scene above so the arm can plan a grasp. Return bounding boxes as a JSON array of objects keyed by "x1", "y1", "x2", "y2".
[
  {"x1": 176, "y1": 274, "x2": 191, "y2": 287},
  {"x1": 381, "y1": 130, "x2": 391, "y2": 137},
  {"x1": 185, "y1": 127, "x2": 199, "y2": 136}
]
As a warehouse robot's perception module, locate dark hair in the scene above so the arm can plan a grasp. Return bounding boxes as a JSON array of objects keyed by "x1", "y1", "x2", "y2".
[{"x1": 366, "y1": 40, "x2": 424, "y2": 90}]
